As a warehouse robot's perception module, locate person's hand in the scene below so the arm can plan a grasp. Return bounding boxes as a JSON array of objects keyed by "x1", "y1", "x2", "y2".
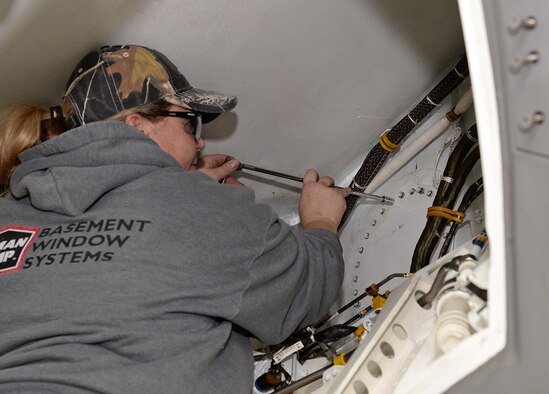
[
  {"x1": 192, "y1": 154, "x2": 241, "y2": 183},
  {"x1": 299, "y1": 169, "x2": 351, "y2": 233}
]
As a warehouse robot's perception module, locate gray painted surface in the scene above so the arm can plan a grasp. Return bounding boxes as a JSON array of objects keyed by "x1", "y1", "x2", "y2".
[{"x1": 449, "y1": 0, "x2": 549, "y2": 392}]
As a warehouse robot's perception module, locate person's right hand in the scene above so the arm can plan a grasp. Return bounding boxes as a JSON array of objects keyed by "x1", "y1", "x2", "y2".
[{"x1": 299, "y1": 169, "x2": 351, "y2": 233}]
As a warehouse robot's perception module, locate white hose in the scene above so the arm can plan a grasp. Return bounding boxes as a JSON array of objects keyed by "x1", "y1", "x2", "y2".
[{"x1": 364, "y1": 88, "x2": 474, "y2": 194}]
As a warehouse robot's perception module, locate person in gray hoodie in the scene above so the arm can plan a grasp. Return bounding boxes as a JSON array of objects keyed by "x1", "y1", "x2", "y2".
[{"x1": 0, "y1": 44, "x2": 350, "y2": 393}]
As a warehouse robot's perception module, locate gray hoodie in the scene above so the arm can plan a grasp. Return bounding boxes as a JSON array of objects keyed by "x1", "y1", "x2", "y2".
[{"x1": 0, "y1": 121, "x2": 344, "y2": 393}]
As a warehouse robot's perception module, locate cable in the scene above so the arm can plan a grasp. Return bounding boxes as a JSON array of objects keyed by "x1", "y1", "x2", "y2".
[
  {"x1": 416, "y1": 254, "x2": 471, "y2": 307},
  {"x1": 314, "y1": 272, "x2": 410, "y2": 329},
  {"x1": 438, "y1": 177, "x2": 484, "y2": 257},
  {"x1": 273, "y1": 351, "x2": 355, "y2": 394},
  {"x1": 339, "y1": 55, "x2": 469, "y2": 229},
  {"x1": 409, "y1": 125, "x2": 480, "y2": 273}
]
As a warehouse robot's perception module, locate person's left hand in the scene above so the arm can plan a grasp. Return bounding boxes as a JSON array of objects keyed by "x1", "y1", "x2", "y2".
[{"x1": 192, "y1": 154, "x2": 243, "y2": 184}]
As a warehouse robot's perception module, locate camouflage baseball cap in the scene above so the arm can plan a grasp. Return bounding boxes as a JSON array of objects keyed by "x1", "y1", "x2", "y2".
[{"x1": 63, "y1": 44, "x2": 237, "y2": 127}]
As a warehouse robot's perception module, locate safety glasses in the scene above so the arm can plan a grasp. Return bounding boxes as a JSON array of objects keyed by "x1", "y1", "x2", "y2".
[{"x1": 155, "y1": 110, "x2": 202, "y2": 141}]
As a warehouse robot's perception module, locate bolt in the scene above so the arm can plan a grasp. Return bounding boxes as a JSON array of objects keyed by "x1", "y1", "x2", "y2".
[
  {"x1": 511, "y1": 50, "x2": 540, "y2": 74},
  {"x1": 519, "y1": 110, "x2": 544, "y2": 131},
  {"x1": 398, "y1": 192, "x2": 405, "y2": 198},
  {"x1": 509, "y1": 15, "x2": 537, "y2": 34}
]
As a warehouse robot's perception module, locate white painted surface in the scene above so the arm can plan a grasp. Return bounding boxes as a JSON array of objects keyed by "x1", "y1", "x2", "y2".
[{"x1": 0, "y1": 0, "x2": 464, "y2": 213}]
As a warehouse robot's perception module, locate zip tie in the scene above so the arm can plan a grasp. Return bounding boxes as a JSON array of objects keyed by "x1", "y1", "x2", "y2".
[
  {"x1": 454, "y1": 66, "x2": 466, "y2": 79},
  {"x1": 407, "y1": 113, "x2": 418, "y2": 125},
  {"x1": 445, "y1": 106, "x2": 460, "y2": 122},
  {"x1": 427, "y1": 206, "x2": 465, "y2": 223},
  {"x1": 465, "y1": 129, "x2": 478, "y2": 143},
  {"x1": 379, "y1": 129, "x2": 401, "y2": 152},
  {"x1": 426, "y1": 95, "x2": 441, "y2": 107},
  {"x1": 441, "y1": 176, "x2": 454, "y2": 184},
  {"x1": 351, "y1": 179, "x2": 367, "y2": 190}
]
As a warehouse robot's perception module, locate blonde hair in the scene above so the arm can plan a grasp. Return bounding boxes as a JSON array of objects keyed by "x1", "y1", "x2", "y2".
[
  {"x1": 0, "y1": 105, "x2": 49, "y2": 196},
  {"x1": 0, "y1": 99, "x2": 172, "y2": 196}
]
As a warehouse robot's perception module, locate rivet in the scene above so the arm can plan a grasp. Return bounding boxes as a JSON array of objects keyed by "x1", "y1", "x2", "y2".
[
  {"x1": 417, "y1": 187, "x2": 424, "y2": 194},
  {"x1": 358, "y1": 247, "x2": 364, "y2": 253},
  {"x1": 355, "y1": 261, "x2": 361, "y2": 268},
  {"x1": 354, "y1": 302, "x2": 361, "y2": 308},
  {"x1": 353, "y1": 276, "x2": 358, "y2": 282},
  {"x1": 398, "y1": 192, "x2": 405, "y2": 198},
  {"x1": 371, "y1": 220, "x2": 377, "y2": 226},
  {"x1": 353, "y1": 289, "x2": 359, "y2": 296},
  {"x1": 409, "y1": 188, "x2": 416, "y2": 195},
  {"x1": 380, "y1": 208, "x2": 385, "y2": 214},
  {"x1": 426, "y1": 190, "x2": 433, "y2": 197},
  {"x1": 364, "y1": 233, "x2": 370, "y2": 240}
]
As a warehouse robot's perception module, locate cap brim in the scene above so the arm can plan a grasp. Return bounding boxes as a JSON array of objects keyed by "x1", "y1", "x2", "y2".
[{"x1": 172, "y1": 87, "x2": 237, "y2": 114}]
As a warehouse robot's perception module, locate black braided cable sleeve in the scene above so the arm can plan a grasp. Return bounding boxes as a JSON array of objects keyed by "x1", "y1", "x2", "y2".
[
  {"x1": 338, "y1": 55, "x2": 469, "y2": 230},
  {"x1": 409, "y1": 143, "x2": 480, "y2": 273}
]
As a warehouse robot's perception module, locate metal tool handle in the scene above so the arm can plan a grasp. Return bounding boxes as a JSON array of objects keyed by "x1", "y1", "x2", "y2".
[{"x1": 238, "y1": 163, "x2": 394, "y2": 205}]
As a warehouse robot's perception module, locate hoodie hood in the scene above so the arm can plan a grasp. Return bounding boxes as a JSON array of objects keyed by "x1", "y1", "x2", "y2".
[{"x1": 11, "y1": 121, "x2": 179, "y2": 216}]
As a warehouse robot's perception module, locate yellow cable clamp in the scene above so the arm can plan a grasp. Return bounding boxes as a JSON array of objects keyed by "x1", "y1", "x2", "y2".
[
  {"x1": 379, "y1": 129, "x2": 401, "y2": 153},
  {"x1": 366, "y1": 283, "x2": 379, "y2": 296},
  {"x1": 354, "y1": 325, "x2": 366, "y2": 338},
  {"x1": 427, "y1": 206, "x2": 465, "y2": 223},
  {"x1": 372, "y1": 295, "x2": 386, "y2": 310},
  {"x1": 333, "y1": 353, "x2": 347, "y2": 366}
]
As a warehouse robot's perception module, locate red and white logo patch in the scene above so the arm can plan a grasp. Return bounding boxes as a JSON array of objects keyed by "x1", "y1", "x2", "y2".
[{"x1": 0, "y1": 226, "x2": 39, "y2": 275}]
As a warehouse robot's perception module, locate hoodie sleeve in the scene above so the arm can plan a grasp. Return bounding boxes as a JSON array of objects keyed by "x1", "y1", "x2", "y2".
[{"x1": 231, "y1": 216, "x2": 344, "y2": 345}]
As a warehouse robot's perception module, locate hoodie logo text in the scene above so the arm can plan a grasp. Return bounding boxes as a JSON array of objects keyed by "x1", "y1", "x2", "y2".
[{"x1": 0, "y1": 226, "x2": 39, "y2": 274}]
